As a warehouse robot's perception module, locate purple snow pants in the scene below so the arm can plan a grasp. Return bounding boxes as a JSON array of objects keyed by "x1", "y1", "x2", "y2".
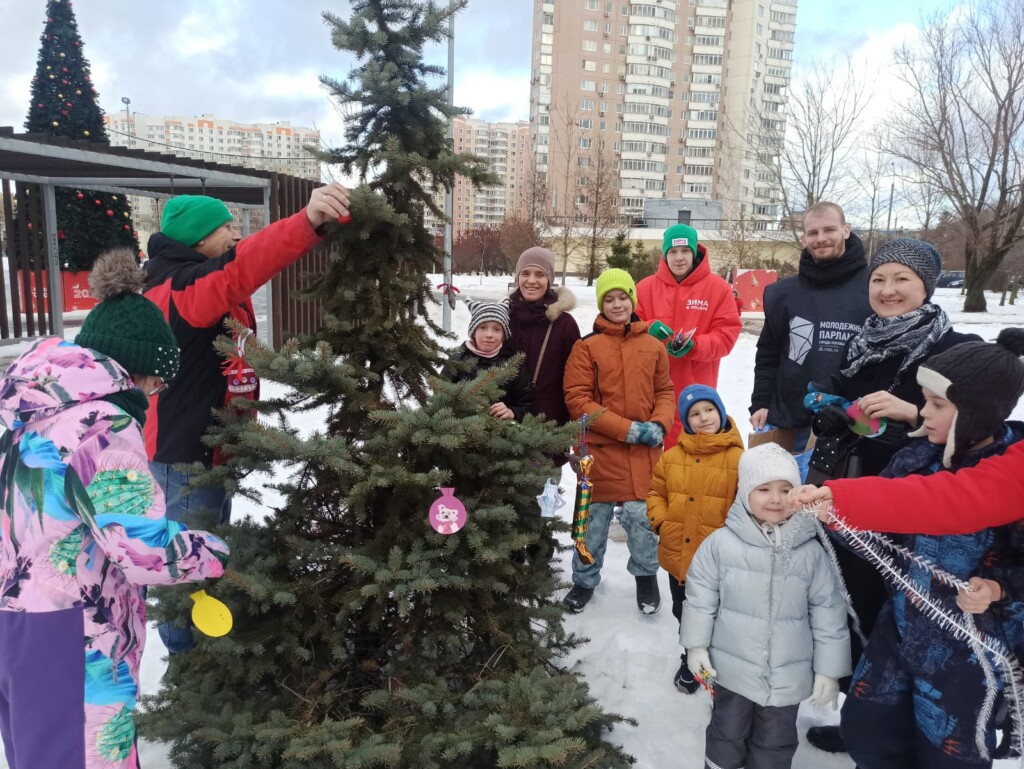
[{"x1": 0, "y1": 607, "x2": 87, "y2": 769}]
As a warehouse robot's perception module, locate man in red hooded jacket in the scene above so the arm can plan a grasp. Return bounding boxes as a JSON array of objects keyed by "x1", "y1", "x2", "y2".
[{"x1": 636, "y1": 223, "x2": 741, "y2": 447}]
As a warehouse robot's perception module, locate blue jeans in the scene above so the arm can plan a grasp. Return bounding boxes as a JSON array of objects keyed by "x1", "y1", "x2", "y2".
[
  {"x1": 571, "y1": 500, "x2": 659, "y2": 590},
  {"x1": 149, "y1": 461, "x2": 232, "y2": 654}
]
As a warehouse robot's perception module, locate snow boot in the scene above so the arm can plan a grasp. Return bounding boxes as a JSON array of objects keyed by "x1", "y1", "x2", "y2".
[
  {"x1": 806, "y1": 725, "x2": 847, "y2": 753},
  {"x1": 674, "y1": 651, "x2": 700, "y2": 694},
  {"x1": 563, "y1": 584, "x2": 594, "y2": 613},
  {"x1": 636, "y1": 575, "x2": 660, "y2": 614}
]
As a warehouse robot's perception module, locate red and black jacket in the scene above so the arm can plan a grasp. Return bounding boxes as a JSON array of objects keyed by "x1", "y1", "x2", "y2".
[{"x1": 143, "y1": 211, "x2": 322, "y2": 465}]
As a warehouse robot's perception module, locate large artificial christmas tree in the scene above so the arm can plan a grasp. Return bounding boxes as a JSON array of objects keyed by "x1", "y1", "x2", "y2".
[
  {"x1": 23, "y1": 0, "x2": 139, "y2": 271},
  {"x1": 139, "y1": 2, "x2": 633, "y2": 767}
]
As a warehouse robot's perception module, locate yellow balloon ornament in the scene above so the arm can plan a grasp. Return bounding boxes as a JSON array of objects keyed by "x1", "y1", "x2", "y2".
[{"x1": 190, "y1": 589, "x2": 233, "y2": 637}]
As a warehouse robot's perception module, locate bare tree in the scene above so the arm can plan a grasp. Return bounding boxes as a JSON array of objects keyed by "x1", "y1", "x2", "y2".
[
  {"x1": 851, "y1": 146, "x2": 896, "y2": 259},
  {"x1": 549, "y1": 95, "x2": 585, "y2": 285},
  {"x1": 741, "y1": 57, "x2": 868, "y2": 244},
  {"x1": 886, "y1": 1, "x2": 1024, "y2": 311},
  {"x1": 574, "y1": 142, "x2": 621, "y2": 285}
]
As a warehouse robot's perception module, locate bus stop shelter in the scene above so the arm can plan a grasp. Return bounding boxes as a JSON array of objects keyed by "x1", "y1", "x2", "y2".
[{"x1": 0, "y1": 127, "x2": 327, "y2": 347}]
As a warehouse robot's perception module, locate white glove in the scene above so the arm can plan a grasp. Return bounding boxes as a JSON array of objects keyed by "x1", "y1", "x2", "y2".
[
  {"x1": 811, "y1": 673, "x2": 840, "y2": 710},
  {"x1": 687, "y1": 647, "x2": 716, "y2": 680}
]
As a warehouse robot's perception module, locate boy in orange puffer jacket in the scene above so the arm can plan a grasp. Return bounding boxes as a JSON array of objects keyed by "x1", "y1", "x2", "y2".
[
  {"x1": 647, "y1": 383, "x2": 743, "y2": 692},
  {"x1": 563, "y1": 269, "x2": 676, "y2": 616}
]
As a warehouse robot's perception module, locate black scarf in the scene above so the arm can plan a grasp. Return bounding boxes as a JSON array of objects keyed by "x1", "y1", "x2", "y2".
[
  {"x1": 841, "y1": 303, "x2": 951, "y2": 381},
  {"x1": 101, "y1": 388, "x2": 149, "y2": 426},
  {"x1": 798, "y1": 233, "x2": 867, "y2": 288}
]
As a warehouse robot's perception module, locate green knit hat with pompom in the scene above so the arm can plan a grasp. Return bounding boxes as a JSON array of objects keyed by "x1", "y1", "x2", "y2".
[{"x1": 76, "y1": 249, "x2": 180, "y2": 379}]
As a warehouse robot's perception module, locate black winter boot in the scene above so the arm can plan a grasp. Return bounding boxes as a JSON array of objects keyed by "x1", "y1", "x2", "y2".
[
  {"x1": 674, "y1": 651, "x2": 700, "y2": 693},
  {"x1": 806, "y1": 725, "x2": 847, "y2": 753},
  {"x1": 563, "y1": 584, "x2": 594, "y2": 613},
  {"x1": 635, "y1": 575, "x2": 660, "y2": 614}
]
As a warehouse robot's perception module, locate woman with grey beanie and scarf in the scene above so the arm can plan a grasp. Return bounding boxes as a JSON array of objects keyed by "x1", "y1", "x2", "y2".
[{"x1": 802, "y1": 237, "x2": 980, "y2": 756}]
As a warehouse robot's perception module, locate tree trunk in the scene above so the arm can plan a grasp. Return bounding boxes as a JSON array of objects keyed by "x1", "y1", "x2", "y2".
[{"x1": 962, "y1": 281, "x2": 987, "y2": 312}]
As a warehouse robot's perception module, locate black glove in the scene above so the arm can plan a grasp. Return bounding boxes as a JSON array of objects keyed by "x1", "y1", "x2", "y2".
[{"x1": 814, "y1": 403, "x2": 855, "y2": 437}]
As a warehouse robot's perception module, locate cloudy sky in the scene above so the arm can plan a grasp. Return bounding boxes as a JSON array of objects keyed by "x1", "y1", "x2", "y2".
[{"x1": 0, "y1": 0, "x2": 950, "y2": 151}]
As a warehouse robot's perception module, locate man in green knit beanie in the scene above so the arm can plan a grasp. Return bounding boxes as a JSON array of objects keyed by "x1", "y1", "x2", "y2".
[{"x1": 145, "y1": 182, "x2": 350, "y2": 654}]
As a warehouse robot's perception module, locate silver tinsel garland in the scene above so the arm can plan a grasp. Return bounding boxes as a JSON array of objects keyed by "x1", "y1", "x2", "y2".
[{"x1": 800, "y1": 506, "x2": 1024, "y2": 765}]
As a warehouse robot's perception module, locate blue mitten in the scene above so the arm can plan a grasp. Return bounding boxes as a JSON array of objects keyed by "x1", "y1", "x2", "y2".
[{"x1": 639, "y1": 421, "x2": 665, "y2": 447}]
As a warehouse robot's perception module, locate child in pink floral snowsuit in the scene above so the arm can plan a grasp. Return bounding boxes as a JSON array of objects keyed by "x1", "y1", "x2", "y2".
[{"x1": 0, "y1": 250, "x2": 230, "y2": 769}]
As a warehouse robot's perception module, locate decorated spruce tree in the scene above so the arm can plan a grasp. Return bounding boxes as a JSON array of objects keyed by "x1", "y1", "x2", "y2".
[
  {"x1": 24, "y1": 0, "x2": 138, "y2": 271},
  {"x1": 139, "y1": 2, "x2": 633, "y2": 767}
]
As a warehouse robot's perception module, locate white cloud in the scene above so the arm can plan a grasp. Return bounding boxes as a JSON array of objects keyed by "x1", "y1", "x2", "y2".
[
  {"x1": 455, "y1": 68, "x2": 530, "y2": 123},
  {"x1": 172, "y1": 3, "x2": 242, "y2": 57}
]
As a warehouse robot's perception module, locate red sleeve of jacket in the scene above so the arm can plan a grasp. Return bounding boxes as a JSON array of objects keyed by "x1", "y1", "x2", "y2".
[
  {"x1": 687, "y1": 277, "x2": 742, "y2": 363},
  {"x1": 826, "y1": 441, "x2": 1024, "y2": 534},
  {"x1": 172, "y1": 211, "x2": 323, "y2": 328},
  {"x1": 651, "y1": 346, "x2": 676, "y2": 432},
  {"x1": 635, "y1": 277, "x2": 654, "y2": 323}
]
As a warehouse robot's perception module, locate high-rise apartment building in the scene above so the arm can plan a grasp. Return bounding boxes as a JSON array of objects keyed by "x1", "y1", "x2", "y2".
[
  {"x1": 530, "y1": 0, "x2": 796, "y2": 230},
  {"x1": 104, "y1": 113, "x2": 321, "y2": 238},
  {"x1": 105, "y1": 113, "x2": 321, "y2": 180},
  {"x1": 425, "y1": 116, "x2": 531, "y2": 244}
]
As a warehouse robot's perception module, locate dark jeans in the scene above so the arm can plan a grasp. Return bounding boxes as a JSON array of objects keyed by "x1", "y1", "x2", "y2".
[
  {"x1": 705, "y1": 684, "x2": 799, "y2": 769},
  {"x1": 150, "y1": 461, "x2": 232, "y2": 654}
]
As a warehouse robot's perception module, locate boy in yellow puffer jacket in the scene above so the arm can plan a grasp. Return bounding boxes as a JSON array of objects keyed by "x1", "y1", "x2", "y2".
[{"x1": 647, "y1": 383, "x2": 743, "y2": 692}]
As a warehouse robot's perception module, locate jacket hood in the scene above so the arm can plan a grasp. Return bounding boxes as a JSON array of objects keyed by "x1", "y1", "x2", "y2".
[
  {"x1": 592, "y1": 313, "x2": 649, "y2": 338},
  {"x1": 0, "y1": 337, "x2": 133, "y2": 432},
  {"x1": 655, "y1": 243, "x2": 711, "y2": 287},
  {"x1": 798, "y1": 232, "x2": 867, "y2": 288},
  {"x1": 545, "y1": 285, "x2": 578, "y2": 321},
  {"x1": 724, "y1": 496, "x2": 818, "y2": 550},
  {"x1": 676, "y1": 417, "x2": 744, "y2": 455},
  {"x1": 145, "y1": 232, "x2": 233, "y2": 288}
]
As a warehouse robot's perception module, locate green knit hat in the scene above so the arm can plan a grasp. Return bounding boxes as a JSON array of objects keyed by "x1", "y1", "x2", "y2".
[
  {"x1": 596, "y1": 268, "x2": 637, "y2": 309},
  {"x1": 76, "y1": 249, "x2": 180, "y2": 379},
  {"x1": 161, "y1": 195, "x2": 233, "y2": 247},
  {"x1": 662, "y1": 223, "x2": 699, "y2": 256}
]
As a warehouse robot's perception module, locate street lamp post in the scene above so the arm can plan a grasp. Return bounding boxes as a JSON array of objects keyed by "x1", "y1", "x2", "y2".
[
  {"x1": 441, "y1": 1, "x2": 456, "y2": 333},
  {"x1": 120, "y1": 96, "x2": 132, "y2": 148},
  {"x1": 885, "y1": 163, "x2": 895, "y2": 236}
]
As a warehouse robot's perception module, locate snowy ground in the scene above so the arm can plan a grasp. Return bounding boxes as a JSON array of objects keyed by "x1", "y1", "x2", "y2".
[{"x1": 6, "y1": 277, "x2": 1024, "y2": 768}]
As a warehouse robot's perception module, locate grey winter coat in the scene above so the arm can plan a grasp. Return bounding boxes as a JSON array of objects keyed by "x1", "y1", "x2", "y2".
[{"x1": 681, "y1": 501, "x2": 851, "y2": 707}]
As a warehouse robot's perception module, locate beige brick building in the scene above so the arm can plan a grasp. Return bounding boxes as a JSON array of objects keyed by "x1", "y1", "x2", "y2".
[
  {"x1": 530, "y1": 0, "x2": 797, "y2": 230},
  {"x1": 425, "y1": 116, "x2": 531, "y2": 244},
  {"x1": 103, "y1": 113, "x2": 321, "y2": 240}
]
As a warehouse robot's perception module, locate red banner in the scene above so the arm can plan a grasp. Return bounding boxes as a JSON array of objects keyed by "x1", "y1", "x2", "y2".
[{"x1": 732, "y1": 269, "x2": 777, "y2": 313}]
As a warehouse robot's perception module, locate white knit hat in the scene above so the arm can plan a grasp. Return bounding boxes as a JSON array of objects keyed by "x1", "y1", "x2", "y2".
[{"x1": 738, "y1": 443, "x2": 801, "y2": 508}]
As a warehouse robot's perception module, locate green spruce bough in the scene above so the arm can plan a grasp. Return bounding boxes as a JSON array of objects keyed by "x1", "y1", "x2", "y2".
[{"x1": 139, "y1": 2, "x2": 633, "y2": 767}]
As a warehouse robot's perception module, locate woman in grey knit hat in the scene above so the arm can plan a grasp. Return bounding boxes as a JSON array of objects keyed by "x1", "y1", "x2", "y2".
[{"x1": 803, "y1": 237, "x2": 982, "y2": 755}]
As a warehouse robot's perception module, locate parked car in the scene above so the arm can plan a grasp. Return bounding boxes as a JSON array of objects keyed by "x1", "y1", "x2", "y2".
[{"x1": 937, "y1": 270, "x2": 965, "y2": 288}]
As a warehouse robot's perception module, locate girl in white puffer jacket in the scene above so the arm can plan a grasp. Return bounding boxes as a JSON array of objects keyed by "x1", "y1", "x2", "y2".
[{"x1": 681, "y1": 443, "x2": 851, "y2": 769}]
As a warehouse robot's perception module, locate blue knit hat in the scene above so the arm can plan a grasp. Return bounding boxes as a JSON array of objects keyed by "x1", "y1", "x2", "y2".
[{"x1": 679, "y1": 384, "x2": 727, "y2": 434}]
